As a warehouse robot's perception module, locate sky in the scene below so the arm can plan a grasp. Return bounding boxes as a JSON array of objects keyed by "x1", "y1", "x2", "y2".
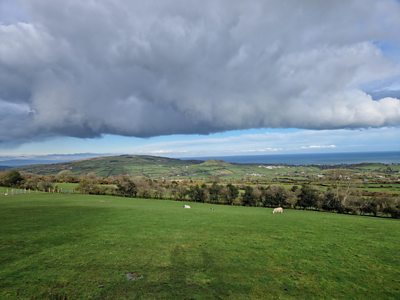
[{"x1": 0, "y1": 0, "x2": 399, "y2": 157}]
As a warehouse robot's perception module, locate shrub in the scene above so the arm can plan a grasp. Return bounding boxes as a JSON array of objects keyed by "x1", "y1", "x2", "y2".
[
  {"x1": 37, "y1": 181, "x2": 53, "y2": 192},
  {"x1": 208, "y1": 182, "x2": 222, "y2": 203},
  {"x1": 242, "y1": 186, "x2": 257, "y2": 206},
  {"x1": 297, "y1": 185, "x2": 319, "y2": 210},
  {"x1": 188, "y1": 185, "x2": 208, "y2": 202},
  {"x1": 359, "y1": 199, "x2": 378, "y2": 216},
  {"x1": 116, "y1": 176, "x2": 137, "y2": 197},
  {"x1": 322, "y1": 190, "x2": 344, "y2": 212},
  {"x1": 77, "y1": 177, "x2": 105, "y2": 195},
  {"x1": 225, "y1": 184, "x2": 239, "y2": 205},
  {"x1": 262, "y1": 186, "x2": 289, "y2": 208},
  {"x1": 1, "y1": 170, "x2": 23, "y2": 187},
  {"x1": 381, "y1": 198, "x2": 400, "y2": 218}
]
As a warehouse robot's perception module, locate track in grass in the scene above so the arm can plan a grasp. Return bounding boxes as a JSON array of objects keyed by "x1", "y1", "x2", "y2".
[{"x1": 0, "y1": 191, "x2": 399, "y2": 299}]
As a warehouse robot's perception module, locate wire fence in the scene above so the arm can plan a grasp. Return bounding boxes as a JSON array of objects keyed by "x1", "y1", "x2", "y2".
[{"x1": 0, "y1": 187, "x2": 77, "y2": 196}]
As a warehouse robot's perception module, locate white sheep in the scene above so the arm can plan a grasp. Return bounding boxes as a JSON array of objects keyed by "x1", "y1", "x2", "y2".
[
  {"x1": 183, "y1": 205, "x2": 191, "y2": 209},
  {"x1": 273, "y1": 207, "x2": 283, "y2": 214}
]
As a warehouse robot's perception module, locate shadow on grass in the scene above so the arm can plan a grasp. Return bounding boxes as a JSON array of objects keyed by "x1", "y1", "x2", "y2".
[{"x1": 129, "y1": 245, "x2": 251, "y2": 299}]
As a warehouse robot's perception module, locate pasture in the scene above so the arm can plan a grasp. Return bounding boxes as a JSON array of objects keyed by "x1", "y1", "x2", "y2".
[{"x1": 0, "y1": 190, "x2": 399, "y2": 299}]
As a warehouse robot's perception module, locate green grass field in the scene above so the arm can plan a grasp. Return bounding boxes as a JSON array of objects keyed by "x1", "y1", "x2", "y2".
[{"x1": 0, "y1": 190, "x2": 399, "y2": 299}]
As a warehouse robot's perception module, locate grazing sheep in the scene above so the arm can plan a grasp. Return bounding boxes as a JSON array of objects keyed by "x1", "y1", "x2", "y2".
[
  {"x1": 273, "y1": 207, "x2": 283, "y2": 214},
  {"x1": 183, "y1": 205, "x2": 191, "y2": 209}
]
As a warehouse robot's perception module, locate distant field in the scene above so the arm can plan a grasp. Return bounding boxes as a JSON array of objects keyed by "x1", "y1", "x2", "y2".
[
  {"x1": 54, "y1": 182, "x2": 79, "y2": 192},
  {"x1": 358, "y1": 183, "x2": 400, "y2": 193},
  {"x1": 0, "y1": 191, "x2": 399, "y2": 299}
]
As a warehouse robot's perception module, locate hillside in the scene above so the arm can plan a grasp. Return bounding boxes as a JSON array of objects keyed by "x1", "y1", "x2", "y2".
[
  {"x1": 19, "y1": 155, "x2": 201, "y2": 178},
  {"x1": 16, "y1": 154, "x2": 400, "y2": 184},
  {"x1": 17, "y1": 154, "x2": 315, "y2": 179},
  {"x1": 17, "y1": 154, "x2": 326, "y2": 180}
]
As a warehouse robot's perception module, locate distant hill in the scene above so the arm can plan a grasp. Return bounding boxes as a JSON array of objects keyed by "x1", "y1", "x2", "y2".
[
  {"x1": 17, "y1": 154, "x2": 398, "y2": 180},
  {"x1": 18, "y1": 154, "x2": 270, "y2": 179},
  {"x1": 19, "y1": 155, "x2": 204, "y2": 178}
]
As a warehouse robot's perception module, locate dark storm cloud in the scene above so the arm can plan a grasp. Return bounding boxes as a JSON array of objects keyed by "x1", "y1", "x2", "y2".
[{"x1": 1, "y1": 0, "x2": 400, "y2": 143}]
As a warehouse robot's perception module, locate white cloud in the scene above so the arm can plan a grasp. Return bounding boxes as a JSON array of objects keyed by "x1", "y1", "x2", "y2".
[
  {"x1": 237, "y1": 148, "x2": 283, "y2": 153},
  {"x1": 0, "y1": 0, "x2": 400, "y2": 145},
  {"x1": 145, "y1": 149, "x2": 189, "y2": 155},
  {"x1": 300, "y1": 145, "x2": 336, "y2": 150}
]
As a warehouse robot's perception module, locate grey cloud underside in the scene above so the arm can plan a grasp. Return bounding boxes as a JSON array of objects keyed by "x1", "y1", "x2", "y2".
[{"x1": 1, "y1": 0, "x2": 400, "y2": 143}]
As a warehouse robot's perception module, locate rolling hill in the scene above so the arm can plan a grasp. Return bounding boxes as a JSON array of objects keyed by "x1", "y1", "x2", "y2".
[
  {"x1": 15, "y1": 154, "x2": 400, "y2": 183},
  {"x1": 18, "y1": 154, "x2": 323, "y2": 180},
  {"x1": 19, "y1": 155, "x2": 202, "y2": 178}
]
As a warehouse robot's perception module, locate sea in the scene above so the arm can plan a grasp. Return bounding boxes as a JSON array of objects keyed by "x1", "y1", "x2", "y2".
[{"x1": 186, "y1": 151, "x2": 400, "y2": 165}]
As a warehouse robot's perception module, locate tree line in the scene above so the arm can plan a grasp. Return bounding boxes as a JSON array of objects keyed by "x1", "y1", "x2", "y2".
[{"x1": 0, "y1": 170, "x2": 399, "y2": 218}]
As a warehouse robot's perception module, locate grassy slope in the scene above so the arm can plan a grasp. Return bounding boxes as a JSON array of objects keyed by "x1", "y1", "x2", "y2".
[{"x1": 0, "y1": 190, "x2": 399, "y2": 299}]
